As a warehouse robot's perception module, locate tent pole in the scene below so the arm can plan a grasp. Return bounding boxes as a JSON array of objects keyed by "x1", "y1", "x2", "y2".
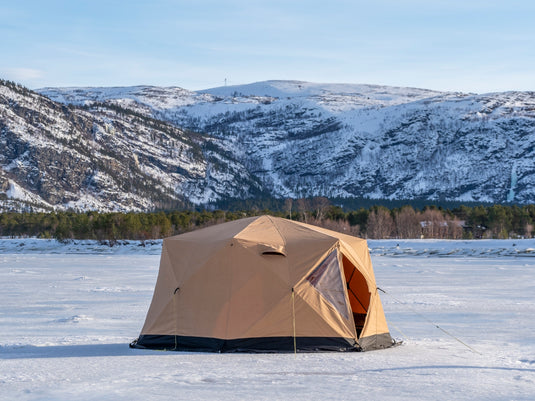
[
  {"x1": 291, "y1": 288, "x2": 297, "y2": 354},
  {"x1": 173, "y1": 287, "x2": 180, "y2": 350}
]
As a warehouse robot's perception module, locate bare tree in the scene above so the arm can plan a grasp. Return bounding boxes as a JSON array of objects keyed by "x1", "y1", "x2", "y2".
[
  {"x1": 525, "y1": 223, "x2": 534, "y2": 238},
  {"x1": 284, "y1": 198, "x2": 293, "y2": 220},
  {"x1": 394, "y1": 206, "x2": 421, "y2": 238},
  {"x1": 367, "y1": 207, "x2": 394, "y2": 239},
  {"x1": 420, "y1": 209, "x2": 446, "y2": 239},
  {"x1": 296, "y1": 198, "x2": 310, "y2": 223},
  {"x1": 319, "y1": 218, "x2": 351, "y2": 234},
  {"x1": 311, "y1": 196, "x2": 330, "y2": 222},
  {"x1": 447, "y1": 217, "x2": 464, "y2": 239}
]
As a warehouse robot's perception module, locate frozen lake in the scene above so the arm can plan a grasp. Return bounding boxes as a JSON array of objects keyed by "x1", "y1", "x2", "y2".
[{"x1": 1, "y1": 239, "x2": 534, "y2": 400}]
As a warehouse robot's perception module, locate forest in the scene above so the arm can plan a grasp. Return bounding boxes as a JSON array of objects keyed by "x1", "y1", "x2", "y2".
[{"x1": 1, "y1": 199, "x2": 535, "y2": 242}]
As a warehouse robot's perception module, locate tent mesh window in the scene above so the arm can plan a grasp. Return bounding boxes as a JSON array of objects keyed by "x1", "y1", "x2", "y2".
[{"x1": 306, "y1": 250, "x2": 350, "y2": 320}]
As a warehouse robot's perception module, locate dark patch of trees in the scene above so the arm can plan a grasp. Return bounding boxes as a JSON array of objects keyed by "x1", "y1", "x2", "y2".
[{"x1": 2, "y1": 201, "x2": 535, "y2": 241}]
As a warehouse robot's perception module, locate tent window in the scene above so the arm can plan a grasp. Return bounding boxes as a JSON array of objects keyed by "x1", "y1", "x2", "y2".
[{"x1": 306, "y1": 249, "x2": 350, "y2": 320}]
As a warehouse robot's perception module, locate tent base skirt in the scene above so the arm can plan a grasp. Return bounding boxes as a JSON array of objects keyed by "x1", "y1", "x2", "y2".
[{"x1": 130, "y1": 335, "x2": 361, "y2": 353}]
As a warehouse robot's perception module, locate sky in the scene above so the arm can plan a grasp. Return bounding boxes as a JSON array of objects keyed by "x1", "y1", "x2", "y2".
[{"x1": 1, "y1": 0, "x2": 534, "y2": 93}]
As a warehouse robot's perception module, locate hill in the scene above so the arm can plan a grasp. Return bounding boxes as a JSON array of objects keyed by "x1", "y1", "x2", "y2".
[{"x1": 1, "y1": 79, "x2": 534, "y2": 211}]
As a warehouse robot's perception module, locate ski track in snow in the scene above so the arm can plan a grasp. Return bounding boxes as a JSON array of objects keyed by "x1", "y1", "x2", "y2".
[{"x1": 1, "y1": 239, "x2": 534, "y2": 400}]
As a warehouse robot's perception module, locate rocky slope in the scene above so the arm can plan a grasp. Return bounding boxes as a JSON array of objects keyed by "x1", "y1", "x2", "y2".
[
  {"x1": 41, "y1": 80, "x2": 535, "y2": 205},
  {"x1": 2, "y1": 79, "x2": 534, "y2": 212},
  {"x1": 0, "y1": 80, "x2": 261, "y2": 212}
]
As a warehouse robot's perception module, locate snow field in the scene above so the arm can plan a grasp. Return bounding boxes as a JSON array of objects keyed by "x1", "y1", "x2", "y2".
[{"x1": 1, "y1": 241, "x2": 534, "y2": 400}]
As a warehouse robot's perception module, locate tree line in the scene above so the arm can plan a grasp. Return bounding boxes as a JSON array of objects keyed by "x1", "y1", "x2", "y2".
[{"x1": 1, "y1": 201, "x2": 535, "y2": 241}]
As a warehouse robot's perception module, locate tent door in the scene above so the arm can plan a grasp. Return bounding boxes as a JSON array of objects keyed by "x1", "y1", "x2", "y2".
[{"x1": 342, "y1": 254, "x2": 371, "y2": 338}]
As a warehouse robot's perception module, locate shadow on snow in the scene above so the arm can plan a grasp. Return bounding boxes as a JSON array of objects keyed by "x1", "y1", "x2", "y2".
[{"x1": 0, "y1": 343, "x2": 168, "y2": 359}]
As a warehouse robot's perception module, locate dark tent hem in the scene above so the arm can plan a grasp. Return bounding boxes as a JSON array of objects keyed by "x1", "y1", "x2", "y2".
[{"x1": 130, "y1": 335, "x2": 361, "y2": 353}]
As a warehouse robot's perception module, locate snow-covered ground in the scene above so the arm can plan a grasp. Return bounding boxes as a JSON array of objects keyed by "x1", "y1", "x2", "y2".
[{"x1": 1, "y1": 239, "x2": 534, "y2": 400}]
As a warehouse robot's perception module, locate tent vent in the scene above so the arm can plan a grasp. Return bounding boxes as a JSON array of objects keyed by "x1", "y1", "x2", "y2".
[
  {"x1": 258, "y1": 243, "x2": 286, "y2": 257},
  {"x1": 262, "y1": 251, "x2": 286, "y2": 256}
]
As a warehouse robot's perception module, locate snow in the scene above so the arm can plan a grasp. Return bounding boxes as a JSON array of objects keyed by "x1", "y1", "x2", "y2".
[
  {"x1": 508, "y1": 163, "x2": 518, "y2": 202},
  {"x1": 1, "y1": 239, "x2": 535, "y2": 400},
  {"x1": 38, "y1": 85, "x2": 213, "y2": 110},
  {"x1": 27, "y1": 81, "x2": 535, "y2": 206},
  {"x1": 367, "y1": 238, "x2": 535, "y2": 258},
  {"x1": 0, "y1": 238, "x2": 163, "y2": 255},
  {"x1": 5, "y1": 179, "x2": 54, "y2": 208},
  {"x1": 199, "y1": 80, "x2": 444, "y2": 106}
]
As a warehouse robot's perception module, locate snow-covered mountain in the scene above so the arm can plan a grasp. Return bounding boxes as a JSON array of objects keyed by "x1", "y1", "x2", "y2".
[
  {"x1": 2, "y1": 79, "x2": 534, "y2": 211},
  {"x1": 0, "y1": 80, "x2": 262, "y2": 212}
]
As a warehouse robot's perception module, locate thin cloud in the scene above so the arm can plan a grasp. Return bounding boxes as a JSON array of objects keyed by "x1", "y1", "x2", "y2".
[{"x1": 2, "y1": 67, "x2": 44, "y2": 82}]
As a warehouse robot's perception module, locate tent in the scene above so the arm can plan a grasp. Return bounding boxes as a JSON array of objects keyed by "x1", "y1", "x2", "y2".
[{"x1": 131, "y1": 215, "x2": 393, "y2": 352}]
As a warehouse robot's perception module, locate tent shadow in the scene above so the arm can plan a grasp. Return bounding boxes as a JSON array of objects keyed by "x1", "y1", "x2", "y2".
[{"x1": 0, "y1": 343, "x2": 166, "y2": 360}]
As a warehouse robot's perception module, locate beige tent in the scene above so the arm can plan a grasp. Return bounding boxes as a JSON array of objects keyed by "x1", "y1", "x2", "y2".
[{"x1": 131, "y1": 215, "x2": 393, "y2": 352}]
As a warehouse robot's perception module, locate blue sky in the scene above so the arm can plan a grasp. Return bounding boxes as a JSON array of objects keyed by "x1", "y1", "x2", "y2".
[{"x1": 1, "y1": 0, "x2": 534, "y2": 92}]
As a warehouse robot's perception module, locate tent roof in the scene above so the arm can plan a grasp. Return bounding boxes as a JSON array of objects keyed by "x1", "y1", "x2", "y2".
[{"x1": 166, "y1": 215, "x2": 362, "y2": 246}]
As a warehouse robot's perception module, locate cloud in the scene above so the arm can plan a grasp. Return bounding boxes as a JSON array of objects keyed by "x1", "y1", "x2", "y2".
[{"x1": 1, "y1": 67, "x2": 44, "y2": 82}]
